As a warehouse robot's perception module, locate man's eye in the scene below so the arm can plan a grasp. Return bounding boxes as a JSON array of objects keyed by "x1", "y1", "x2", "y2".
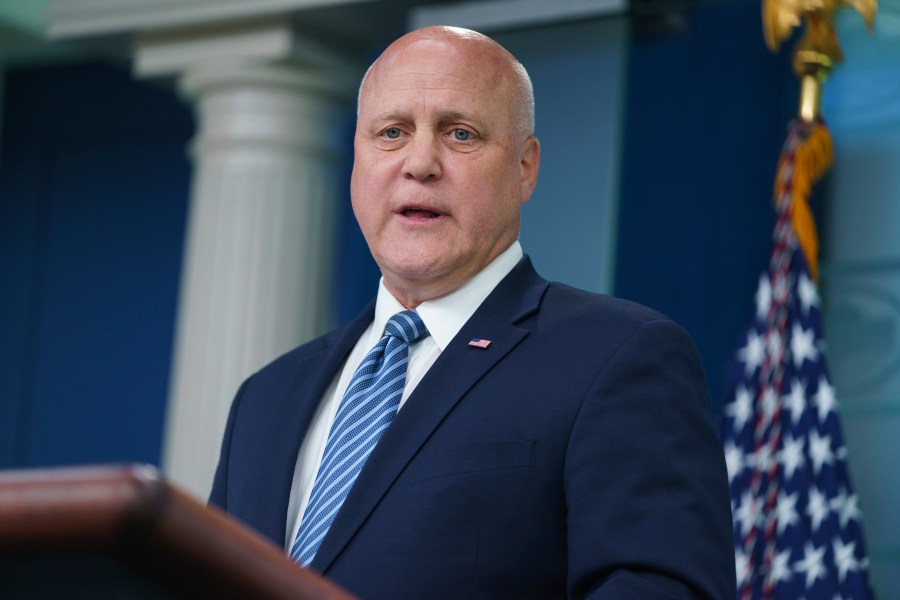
[
  {"x1": 383, "y1": 128, "x2": 402, "y2": 139},
  {"x1": 453, "y1": 129, "x2": 473, "y2": 141}
]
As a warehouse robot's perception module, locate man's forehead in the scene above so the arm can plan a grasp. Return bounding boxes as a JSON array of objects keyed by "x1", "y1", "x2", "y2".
[
  {"x1": 364, "y1": 48, "x2": 505, "y2": 103},
  {"x1": 359, "y1": 76, "x2": 506, "y2": 125},
  {"x1": 374, "y1": 69, "x2": 489, "y2": 96}
]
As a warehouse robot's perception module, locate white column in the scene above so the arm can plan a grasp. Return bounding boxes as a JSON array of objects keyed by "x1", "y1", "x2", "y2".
[{"x1": 162, "y1": 59, "x2": 352, "y2": 499}]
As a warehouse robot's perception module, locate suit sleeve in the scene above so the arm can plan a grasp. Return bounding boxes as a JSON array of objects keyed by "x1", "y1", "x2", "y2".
[
  {"x1": 565, "y1": 319, "x2": 736, "y2": 600},
  {"x1": 208, "y1": 378, "x2": 250, "y2": 508}
]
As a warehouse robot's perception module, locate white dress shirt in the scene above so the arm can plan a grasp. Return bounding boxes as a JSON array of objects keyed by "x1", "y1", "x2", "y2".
[{"x1": 284, "y1": 241, "x2": 524, "y2": 549}]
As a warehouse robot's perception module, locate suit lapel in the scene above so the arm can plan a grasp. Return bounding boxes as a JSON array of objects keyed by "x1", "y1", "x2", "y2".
[{"x1": 310, "y1": 257, "x2": 548, "y2": 572}]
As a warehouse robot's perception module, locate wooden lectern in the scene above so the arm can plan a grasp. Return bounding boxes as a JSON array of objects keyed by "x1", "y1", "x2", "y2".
[{"x1": 0, "y1": 464, "x2": 356, "y2": 599}]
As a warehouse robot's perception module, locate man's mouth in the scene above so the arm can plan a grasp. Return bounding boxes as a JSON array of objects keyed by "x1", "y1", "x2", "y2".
[{"x1": 400, "y1": 207, "x2": 442, "y2": 219}]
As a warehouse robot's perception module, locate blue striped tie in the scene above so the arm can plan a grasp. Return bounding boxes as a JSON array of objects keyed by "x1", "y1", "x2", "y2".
[{"x1": 290, "y1": 310, "x2": 429, "y2": 565}]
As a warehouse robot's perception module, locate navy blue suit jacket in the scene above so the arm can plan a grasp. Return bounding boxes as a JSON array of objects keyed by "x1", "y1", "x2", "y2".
[{"x1": 210, "y1": 257, "x2": 735, "y2": 599}]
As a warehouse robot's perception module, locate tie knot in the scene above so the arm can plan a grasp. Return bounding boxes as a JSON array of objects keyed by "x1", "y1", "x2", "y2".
[{"x1": 384, "y1": 310, "x2": 429, "y2": 344}]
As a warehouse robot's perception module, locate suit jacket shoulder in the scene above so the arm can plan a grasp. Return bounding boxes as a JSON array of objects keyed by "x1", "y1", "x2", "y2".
[{"x1": 208, "y1": 301, "x2": 375, "y2": 541}]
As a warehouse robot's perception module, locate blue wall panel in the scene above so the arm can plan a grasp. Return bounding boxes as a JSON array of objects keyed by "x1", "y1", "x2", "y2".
[
  {"x1": 616, "y1": 0, "x2": 796, "y2": 406},
  {"x1": 0, "y1": 61, "x2": 193, "y2": 468}
]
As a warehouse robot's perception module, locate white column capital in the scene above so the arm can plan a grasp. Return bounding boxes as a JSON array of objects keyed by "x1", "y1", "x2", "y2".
[
  {"x1": 179, "y1": 58, "x2": 355, "y2": 100},
  {"x1": 178, "y1": 58, "x2": 357, "y2": 160}
]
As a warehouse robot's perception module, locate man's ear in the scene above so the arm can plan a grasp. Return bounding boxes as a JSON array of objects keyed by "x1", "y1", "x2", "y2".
[{"x1": 518, "y1": 135, "x2": 540, "y2": 204}]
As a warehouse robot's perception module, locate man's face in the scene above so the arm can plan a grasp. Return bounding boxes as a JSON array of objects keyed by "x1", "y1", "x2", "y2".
[{"x1": 350, "y1": 33, "x2": 539, "y2": 307}]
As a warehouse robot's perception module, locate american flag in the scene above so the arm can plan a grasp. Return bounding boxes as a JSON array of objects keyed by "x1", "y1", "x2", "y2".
[
  {"x1": 467, "y1": 338, "x2": 492, "y2": 349},
  {"x1": 720, "y1": 120, "x2": 875, "y2": 599}
]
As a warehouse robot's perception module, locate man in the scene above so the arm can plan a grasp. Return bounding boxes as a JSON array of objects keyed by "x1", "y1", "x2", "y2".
[{"x1": 210, "y1": 26, "x2": 735, "y2": 599}]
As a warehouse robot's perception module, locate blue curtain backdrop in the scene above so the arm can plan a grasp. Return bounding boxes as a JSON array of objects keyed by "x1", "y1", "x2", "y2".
[
  {"x1": 0, "y1": 61, "x2": 193, "y2": 468},
  {"x1": 615, "y1": 0, "x2": 797, "y2": 407}
]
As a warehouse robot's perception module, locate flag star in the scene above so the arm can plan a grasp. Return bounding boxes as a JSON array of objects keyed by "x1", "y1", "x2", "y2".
[
  {"x1": 807, "y1": 487, "x2": 831, "y2": 532},
  {"x1": 776, "y1": 490, "x2": 800, "y2": 533},
  {"x1": 761, "y1": 386, "x2": 779, "y2": 421},
  {"x1": 833, "y1": 538, "x2": 859, "y2": 583},
  {"x1": 797, "y1": 271, "x2": 820, "y2": 316},
  {"x1": 831, "y1": 488, "x2": 863, "y2": 529},
  {"x1": 780, "y1": 431, "x2": 806, "y2": 480},
  {"x1": 726, "y1": 385, "x2": 754, "y2": 432},
  {"x1": 767, "y1": 548, "x2": 793, "y2": 587},
  {"x1": 791, "y1": 323, "x2": 818, "y2": 368},
  {"x1": 752, "y1": 443, "x2": 776, "y2": 474},
  {"x1": 784, "y1": 377, "x2": 807, "y2": 425},
  {"x1": 809, "y1": 429, "x2": 834, "y2": 475},
  {"x1": 795, "y1": 542, "x2": 827, "y2": 588},
  {"x1": 739, "y1": 331, "x2": 765, "y2": 376},
  {"x1": 724, "y1": 440, "x2": 745, "y2": 483},
  {"x1": 734, "y1": 491, "x2": 760, "y2": 537},
  {"x1": 756, "y1": 274, "x2": 773, "y2": 320},
  {"x1": 814, "y1": 376, "x2": 837, "y2": 424}
]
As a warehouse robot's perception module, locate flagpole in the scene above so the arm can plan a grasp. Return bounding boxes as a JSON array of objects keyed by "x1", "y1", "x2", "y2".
[
  {"x1": 794, "y1": 53, "x2": 831, "y2": 123},
  {"x1": 760, "y1": 0, "x2": 876, "y2": 283}
]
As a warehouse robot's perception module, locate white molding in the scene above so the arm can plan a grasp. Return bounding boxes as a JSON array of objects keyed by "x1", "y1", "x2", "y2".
[
  {"x1": 134, "y1": 20, "x2": 359, "y2": 78},
  {"x1": 45, "y1": 0, "x2": 377, "y2": 40},
  {"x1": 135, "y1": 21, "x2": 294, "y2": 77},
  {"x1": 410, "y1": 0, "x2": 627, "y2": 31}
]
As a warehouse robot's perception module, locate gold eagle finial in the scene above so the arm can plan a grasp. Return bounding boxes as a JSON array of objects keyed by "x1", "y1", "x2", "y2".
[
  {"x1": 762, "y1": 0, "x2": 877, "y2": 120},
  {"x1": 763, "y1": 0, "x2": 877, "y2": 57}
]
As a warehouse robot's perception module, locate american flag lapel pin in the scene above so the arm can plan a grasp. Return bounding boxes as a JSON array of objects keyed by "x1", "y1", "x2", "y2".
[{"x1": 468, "y1": 338, "x2": 492, "y2": 349}]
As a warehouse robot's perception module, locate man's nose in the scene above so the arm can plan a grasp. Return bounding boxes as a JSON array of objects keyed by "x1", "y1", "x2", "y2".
[{"x1": 402, "y1": 133, "x2": 442, "y2": 181}]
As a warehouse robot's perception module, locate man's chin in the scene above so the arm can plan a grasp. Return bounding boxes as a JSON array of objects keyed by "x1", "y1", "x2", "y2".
[
  {"x1": 379, "y1": 253, "x2": 448, "y2": 280},
  {"x1": 379, "y1": 259, "x2": 470, "y2": 305}
]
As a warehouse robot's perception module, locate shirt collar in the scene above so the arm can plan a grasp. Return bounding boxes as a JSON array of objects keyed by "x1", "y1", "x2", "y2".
[{"x1": 373, "y1": 241, "x2": 523, "y2": 351}]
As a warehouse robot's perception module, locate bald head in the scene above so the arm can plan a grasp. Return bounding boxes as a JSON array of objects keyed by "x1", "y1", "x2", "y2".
[{"x1": 358, "y1": 26, "x2": 535, "y2": 142}]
